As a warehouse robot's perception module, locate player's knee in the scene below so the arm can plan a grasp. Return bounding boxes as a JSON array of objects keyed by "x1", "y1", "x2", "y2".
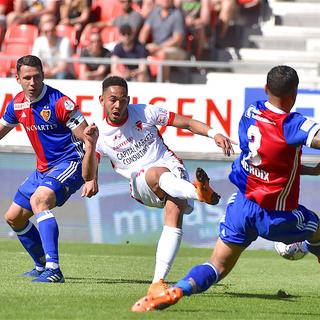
[
  {"x1": 4, "y1": 210, "x2": 24, "y2": 228},
  {"x1": 30, "y1": 188, "x2": 55, "y2": 213}
]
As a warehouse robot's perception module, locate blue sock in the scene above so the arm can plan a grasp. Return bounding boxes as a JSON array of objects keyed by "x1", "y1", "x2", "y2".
[
  {"x1": 304, "y1": 240, "x2": 320, "y2": 256},
  {"x1": 14, "y1": 221, "x2": 45, "y2": 268},
  {"x1": 175, "y1": 262, "x2": 220, "y2": 296},
  {"x1": 36, "y1": 210, "x2": 59, "y2": 267}
]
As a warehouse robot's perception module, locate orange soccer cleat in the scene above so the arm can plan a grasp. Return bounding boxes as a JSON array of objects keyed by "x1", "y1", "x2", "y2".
[
  {"x1": 193, "y1": 167, "x2": 221, "y2": 205},
  {"x1": 131, "y1": 287, "x2": 183, "y2": 312},
  {"x1": 147, "y1": 279, "x2": 168, "y2": 295}
]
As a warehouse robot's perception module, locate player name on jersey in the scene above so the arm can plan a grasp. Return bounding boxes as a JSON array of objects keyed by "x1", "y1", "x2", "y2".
[{"x1": 240, "y1": 157, "x2": 269, "y2": 181}]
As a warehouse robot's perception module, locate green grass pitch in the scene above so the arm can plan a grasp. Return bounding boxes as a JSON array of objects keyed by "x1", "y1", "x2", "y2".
[{"x1": 0, "y1": 239, "x2": 319, "y2": 320}]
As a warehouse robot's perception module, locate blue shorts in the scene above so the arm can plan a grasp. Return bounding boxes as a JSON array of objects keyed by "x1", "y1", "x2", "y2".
[
  {"x1": 220, "y1": 191, "x2": 319, "y2": 247},
  {"x1": 13, "y1": 161, "x2": 84, "y2": 212}
]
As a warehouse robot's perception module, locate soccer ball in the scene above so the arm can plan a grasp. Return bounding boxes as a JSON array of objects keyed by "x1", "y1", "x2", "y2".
[{"x1": 274, "y1": 241, "x2": 308, "y2": 260}]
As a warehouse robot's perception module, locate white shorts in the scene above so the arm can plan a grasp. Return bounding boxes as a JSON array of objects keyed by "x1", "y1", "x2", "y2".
[{"x1": 129, "y1": 157, "x2": 193, "y2": 212}]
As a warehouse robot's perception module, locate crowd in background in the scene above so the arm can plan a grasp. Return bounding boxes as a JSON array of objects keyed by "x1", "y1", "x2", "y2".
[{"x1": 0, "y1": 0, "x2": 266, "y2": 82}]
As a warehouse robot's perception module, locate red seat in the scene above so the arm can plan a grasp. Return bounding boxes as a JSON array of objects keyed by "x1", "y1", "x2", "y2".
[
  {"x1": 56, "y1": 24, "x2": 77, "y2": 49},
  {"x1": 100, "y1": 26, "x2": 120, "y2": 44},
  {"x1": 4, "y1": 24, "x2": 38, "y2": 46},
  {"x1": 2, "y1": 42, "x2": 33, "y2": 75},
  {"x1": 72, "y1": 53, "x2": 80, "y2": 79},
  {"x1": 0, "y1": 52, "x2": 11, "y2": 77},
  {"x1": 147, "y1": 55, "x2": 163, "y2": 78},
  {"x1": 78, "y1": 26, "x2": 119, "y2": 50},
  {"x1": 91, "y1": 0, "x2": 122, "y2": 22}
]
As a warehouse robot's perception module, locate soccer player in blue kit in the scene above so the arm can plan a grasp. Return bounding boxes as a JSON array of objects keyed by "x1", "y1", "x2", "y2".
[
  {"x1": 131, "y1": 65, "x2": 320, "y2": 311},
  {"x1": 0, "y1": 55, "x2": 94, "y2": 282}
]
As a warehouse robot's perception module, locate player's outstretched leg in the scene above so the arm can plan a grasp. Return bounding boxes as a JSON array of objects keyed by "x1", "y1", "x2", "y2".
[
  {"x1": 148, "y1": 279, "x2": 169, "y2": 295},
  {"x1": 131, "y1": 262, "x2": 219, "y2": 312},
  {"x1": 131, "y1": 286, "x2": 183, "y2": 312},
  {"x1": 193, "y1": 168, "x2": 220, "y2": 205}
]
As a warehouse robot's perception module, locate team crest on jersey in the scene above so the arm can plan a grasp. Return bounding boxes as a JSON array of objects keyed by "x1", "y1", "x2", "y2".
[
  {"x1": 40, "y1": 106, "x2": 51, "y2": 122},
  {"x1": 135, "y1": 120, "x2": 143, "y2": 131},
  {"x1": 64, "y1": 100, "x2": 75, "y2": 111}
]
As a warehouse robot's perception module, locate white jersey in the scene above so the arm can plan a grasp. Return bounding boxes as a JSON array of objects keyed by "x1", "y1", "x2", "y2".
[{"x1": 96, "y1": 103, "x2": 180, "y2": 180}]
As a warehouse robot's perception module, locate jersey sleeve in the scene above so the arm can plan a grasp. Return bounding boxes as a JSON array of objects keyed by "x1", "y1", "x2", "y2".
[
  {"x1": 283, "y1": 112, "x2": 320, "y2": 147},
  {"x1": 0, "y1": 100, "x2": 18, "y2": 127},
  {"x1": 95, "y1": 137, "x2": 104, "y2": 158},
  {"x1": 55, "y1": 96, "x2": 85, "y2": 129},
  {"x1": 144, "y1": 104, "x2": 175, "y2": 126}
]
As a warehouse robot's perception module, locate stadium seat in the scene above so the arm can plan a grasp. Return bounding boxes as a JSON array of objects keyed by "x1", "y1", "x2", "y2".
[
  {"x1": 56, "y1": 24, "x2": 77, "y2": 49},
  {"x1": 2, "y1": 42, "x2": 33, "y2": 75},
  {"x1": 237, "y1": 0, "x2": 261, "y2": 8},
  {"x1": 100, "y1": 26, "x2": 120, "y2": 45},
  {"x1": 72, "y1": 53, "x2": 80, "y2": 79},
  {"x1": 91, "y1": 0, "x2": 122, "y2": 23},
  {"x1": 78, "y1": 26, "x2": 120, "y2": 50},
  {"x1": 3, "y1": 24, "x2": 38, "y2": 46},
  {"x1": 0, "y1": 52, "x2": 11, "y2": 77},
  {"x1": 147, "y1": 55, "x2": 163, "y2": 79}
]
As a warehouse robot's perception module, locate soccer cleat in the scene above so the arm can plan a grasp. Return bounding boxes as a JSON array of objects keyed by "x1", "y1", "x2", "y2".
[
  {"x1": 32, "y1": 268, "x2": 65, "y2": 283},
  {"x1": 193, "y1": 167, "x2": 220, "y2": 205},
  {"x1": 147, "y1": 279, "x2": 168, "y2": 295},
  {"x1": 22, "y1": 267, "x2": 44, "y2": 277},
  {"x1": 131, "y1": 287, "x2": 183, "y2": 312}
]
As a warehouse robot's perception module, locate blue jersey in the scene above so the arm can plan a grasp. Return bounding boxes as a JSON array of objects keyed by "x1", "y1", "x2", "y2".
[
  {"x1": 0, "y1": 84, "x2": 85, "y2": 172},
  {"x1": 229, "y1": 100, "x2": 320, "y2": 210}
]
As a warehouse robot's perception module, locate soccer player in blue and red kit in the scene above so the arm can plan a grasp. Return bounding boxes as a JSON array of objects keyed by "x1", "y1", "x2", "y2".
[
  {"x1": 132, "y1": 65, "x2": 320, "y2": 311},
  {"x1": 0, "y1": 55, "x2": 94, "y2": 282}
]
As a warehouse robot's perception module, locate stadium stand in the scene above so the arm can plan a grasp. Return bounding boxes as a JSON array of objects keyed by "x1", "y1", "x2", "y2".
[
  {"x1": 212, "y1": 0, "x2": 320, "y2": 76},
  {"x1": 55, "y1": 24, "x2": 78, "y2": 51},
  {"x1": 0, "y1": 24, "x2": 38, "y2": 76}
]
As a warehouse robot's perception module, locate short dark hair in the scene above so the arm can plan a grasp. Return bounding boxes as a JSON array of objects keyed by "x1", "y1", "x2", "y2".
[
  {"x1": 266, "y1": 65, "x2": 299, "y2": 97},
  {"x1": 119, "y1": 23, "x2": 132, "y2": 35},
  {"x1": 102, "y1": 76, "x2": 128, "y2": 93},
  {"x1": 16, "y1": 55, "x2": 43, "y2": 74}
]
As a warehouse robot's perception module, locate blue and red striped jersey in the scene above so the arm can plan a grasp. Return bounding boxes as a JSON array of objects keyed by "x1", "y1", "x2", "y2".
[
  {"x1": 229, "y1": 100, "x2": 320, "y2": 211},
  {"x1": 0, "y1": 84, "x2": 85, "y2": 172}
]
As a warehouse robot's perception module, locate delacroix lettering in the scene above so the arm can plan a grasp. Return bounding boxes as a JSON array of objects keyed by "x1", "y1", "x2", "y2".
[{"x1": 241, "y1": 157, "x2": 269, "y2": 181}]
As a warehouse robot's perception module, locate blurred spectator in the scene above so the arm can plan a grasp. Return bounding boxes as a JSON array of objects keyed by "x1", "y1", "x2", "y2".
[
  {"x1": 175, "y1": 0, "x2": 210, "y2": 60},
  {"x1": 139, "y1": 0, "x2": 187, "y2": 82},
  {"x1": 111, "y1": 24, "x2": 148, "y2": 82},
  {"x1": 59, "y1": 0, "x2": 91, "y2": 43},
  {"x1": 139, "y1": 0, "x2": 155, "y2": 18},
  {"x1": 0, "y1": 0, "x2": 13, "y2": 45},
  {"x1": 32, "y1": 15, "x2": 74, "y2": 79},
  {"x1": 6, "y1": 0, "x2": 60, "y2": 27},
  {"x1": 211, "y1": 0, "x2": 236, "y2": 39},
  {"x1": 112, "y1": 0, "x2": 144, "y2": 40},
  {"x1": 79, "y1": 31, "x2": 112, "y2": 80}
]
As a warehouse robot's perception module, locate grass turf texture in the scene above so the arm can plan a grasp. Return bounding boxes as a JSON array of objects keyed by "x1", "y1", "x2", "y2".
[{"x1": 0, "y1": 239, "x2": 319, "y2": 320}]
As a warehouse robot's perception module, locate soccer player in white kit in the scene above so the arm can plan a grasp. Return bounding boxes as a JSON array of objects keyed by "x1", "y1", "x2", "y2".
[{"x1": 81, "y1": 76, "x2": 235, "y2": 295}]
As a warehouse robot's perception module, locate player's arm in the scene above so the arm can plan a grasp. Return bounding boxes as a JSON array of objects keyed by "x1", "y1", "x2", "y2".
[
  {"x1": 81, "y1": 123, "x2": 99, "y2": 182},
  {"x1": 170, "y1": 113, "x2": 236, "y2": 156},
  {"x1": 311, "y1": 129, "x2": 320, "y2": 149},
  {"x1": 0, "y1": 122, "x2": 14, "y2": 140}
]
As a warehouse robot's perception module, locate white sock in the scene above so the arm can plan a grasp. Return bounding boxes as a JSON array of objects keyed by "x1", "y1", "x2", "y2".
[
  {"x1": 158, "y1": 172, "x2": 198, "y2": 200},
  {"x1": 152, "y1": 225, "x2": 183, "y2": 283}
]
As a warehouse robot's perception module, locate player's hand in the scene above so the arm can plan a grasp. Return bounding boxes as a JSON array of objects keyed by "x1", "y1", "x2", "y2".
[
  {"x1": 81, "y1": 179, "x2": 99, "y2": 198},
  {"x1": 83, "y1": 123, "x2": 99, "y2": 146},
  {"x1": 214, "y1": 133, "x2": 237, "y2": 157}
]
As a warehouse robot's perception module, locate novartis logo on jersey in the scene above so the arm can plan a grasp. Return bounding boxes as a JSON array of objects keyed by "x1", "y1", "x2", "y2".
[{"x1": 25, "y1": 123, "x2": 58, "y2": 132}]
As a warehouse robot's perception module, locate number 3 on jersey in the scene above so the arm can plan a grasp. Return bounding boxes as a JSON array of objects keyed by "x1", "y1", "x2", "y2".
[{"x1": 247, "y1": 125, "x2": 262, "y2": 166}]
